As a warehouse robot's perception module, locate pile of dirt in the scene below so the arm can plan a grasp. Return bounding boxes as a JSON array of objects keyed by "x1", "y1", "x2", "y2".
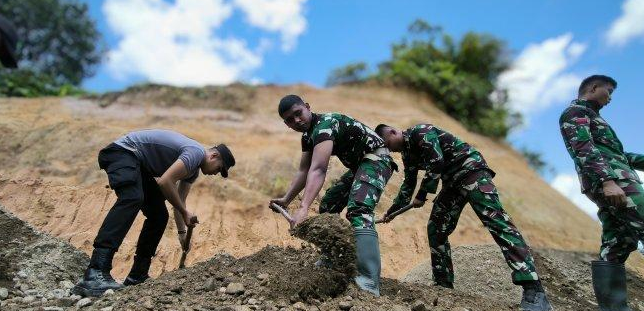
[
  {"x1": 0, "y1": 205, "x2": 89, "y2": 310},
  {"x1": 403, "y1": 244, "x2": 644, "y2": 310},
  {"x1": 88, "y1": 214, "x2": 506, "y2": 311}
]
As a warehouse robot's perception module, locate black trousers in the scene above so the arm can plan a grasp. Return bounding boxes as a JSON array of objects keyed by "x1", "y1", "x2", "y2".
[{"x1": 93, "y1": 143, "x2": 169, "y2": 258}]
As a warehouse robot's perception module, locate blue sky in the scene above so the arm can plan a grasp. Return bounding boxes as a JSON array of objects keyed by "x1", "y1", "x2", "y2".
[{"x1": 79, "y1": 0, "x2": 644, "y2": 217}]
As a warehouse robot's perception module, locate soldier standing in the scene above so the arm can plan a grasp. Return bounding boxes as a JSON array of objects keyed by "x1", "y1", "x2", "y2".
[
  {"x1": 375, "y1": 123, "x2": 551, "y2": 311},
  {"x1": 560, "y1": 75, "x2": 644, "y2": 310},
  {"x1": 269, "y1": 95, "x2": 396, "y2": 296}
]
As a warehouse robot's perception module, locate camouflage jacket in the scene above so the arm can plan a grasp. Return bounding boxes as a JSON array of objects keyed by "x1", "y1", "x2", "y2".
[
  {"x1": 301, "y1": 113, "x2": 385, "y2": 171},
  {"x1": 389, "y1": 124, "x2": 493, "y2": 212},
  {"x1": 560, "y1": 99, "x2": 644, "y2": 193}
]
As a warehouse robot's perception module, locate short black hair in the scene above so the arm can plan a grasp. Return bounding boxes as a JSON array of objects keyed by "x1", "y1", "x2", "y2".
[
  {"x1": 375, "y1": 124, "x2": 390, "y2": 138},
  {"x1": 578, "y1": 75, "x2": 617, "y2": 96},
  {"x1": 278, "y1": 94, "x2": 305, "y2": 117}
]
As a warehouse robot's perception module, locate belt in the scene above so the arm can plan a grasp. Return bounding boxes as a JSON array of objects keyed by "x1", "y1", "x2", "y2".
[{"x1": 363, "y1": 148, "x2": 390, "y2": 161}]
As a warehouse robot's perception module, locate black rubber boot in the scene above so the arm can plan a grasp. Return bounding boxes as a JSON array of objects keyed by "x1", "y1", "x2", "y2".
[
  {"x1": 520, "y1": 280, "x2": 552, "y2": 311},
  {"x1": 592, "y1": 260, "x2": 632, "y2": 311},
  {"x1": 72, "y1": 248, "x2": 124, "y2": 297},
  {"x1": 354, "y1": 228, "x2": 381, "y2": 296},
  {"x1": 123, "y1": 255, "x2": 152, "y2": 286}
]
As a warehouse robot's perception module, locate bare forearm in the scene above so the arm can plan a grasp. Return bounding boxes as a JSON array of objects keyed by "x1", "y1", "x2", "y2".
[
  {"x1": 283, "y1": 170, "x2": 307, "y2": 203},
  {"x1": 299, "y1": 169, "x2": 326, "y2": 211},
  {"x1": 173, "y1": 208, "x2": 186, "y2": 231},
  {"x1": 158, "y1": 181, "x2": 187, "y2": 213}
]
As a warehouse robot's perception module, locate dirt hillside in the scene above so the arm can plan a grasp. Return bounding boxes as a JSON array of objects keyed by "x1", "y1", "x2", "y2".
[{"x1": 0, "y1": 83, "x2": 640, "y2": 281}]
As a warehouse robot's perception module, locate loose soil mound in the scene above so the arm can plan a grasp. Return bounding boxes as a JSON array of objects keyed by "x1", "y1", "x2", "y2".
[
  {"x1": 403, "y1": 244, "x2": 644, "y2": 311},
  {"x1": 0, "y1": 205, "x2": 89, "y2": 310}
]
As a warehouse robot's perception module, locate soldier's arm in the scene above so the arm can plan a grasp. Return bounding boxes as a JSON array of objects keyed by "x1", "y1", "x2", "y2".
[
  {"x1": 281, "y1": 151, "x2": 312, "y2": 204},
  {"x1": 560, "y1": 110, "x2": 618, "y2": 182},
  {"x1": 292, "y1": 141, "x2": 333, "y2": 224},
  {"x1": 415, "y1": 130, "x2": 444, "y2": 201},
  {"x1": 626, "y1": 152, "x2": 644, "y2": 171},
  {"x1": 174, "y1": 180, "x2": 193, "y2": 234},
  {"x1": 387, "y1": 166, "x2": 418, "y2": 216}
]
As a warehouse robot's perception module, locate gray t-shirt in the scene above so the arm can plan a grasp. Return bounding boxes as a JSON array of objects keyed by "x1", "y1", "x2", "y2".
[{"x1": 115, "y1": 129, "x2": 205, "y2": 183}]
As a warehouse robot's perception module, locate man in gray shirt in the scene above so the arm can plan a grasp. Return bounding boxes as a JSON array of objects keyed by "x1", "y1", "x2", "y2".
[{"x1": 73, "y1": 129, "x2": 235, "y2": 297}]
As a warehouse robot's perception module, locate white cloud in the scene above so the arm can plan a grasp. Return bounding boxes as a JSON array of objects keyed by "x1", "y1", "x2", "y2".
[
  {"x1": 233, "y1": 0, "x2": 307, "y2": 51},
  {"x1": 551, "y1": 173, "x2": 598, "y2": 220},
  {"x1": 606, "y1": 0, "x2": 644, "y2": 46},
  {"x1": 103, "y1": 0, "x2": 307, "y2": 86},
  {"x1": 496, "y1": 34, "x2": 586, "y2": 117}
]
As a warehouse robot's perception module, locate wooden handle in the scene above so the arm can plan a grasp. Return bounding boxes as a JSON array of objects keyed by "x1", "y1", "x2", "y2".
[{"x1": 270, "y1": 203, "x2": 294, "y2": 223}]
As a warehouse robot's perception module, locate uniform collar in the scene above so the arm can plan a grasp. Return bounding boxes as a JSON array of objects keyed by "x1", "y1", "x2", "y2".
[
  {"x1": 573, "y1": 99, "x2": 601, "y2": 113},
  {"x1": 305, "y1": 113, "x2": 320, "y2": 134}
]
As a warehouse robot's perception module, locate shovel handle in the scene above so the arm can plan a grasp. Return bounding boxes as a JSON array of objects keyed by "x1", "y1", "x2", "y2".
[
  {"x1": 178, "y1": 218, "x2": 195, "y2": 269},
  {"x1": 270, "y1": 203, "x2": 294, "y2": 223},
  {"x1": 375, "y1": 203, "x2": 415, "y2": 224}
]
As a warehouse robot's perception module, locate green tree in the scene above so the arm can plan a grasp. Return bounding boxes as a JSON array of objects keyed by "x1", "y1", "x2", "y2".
[
  {"x1": 329, "y1": 19, "x2": 521, "y2": 138},
  {"x1": 0, "y1": 0, "x2": 103, "y2": 85}
]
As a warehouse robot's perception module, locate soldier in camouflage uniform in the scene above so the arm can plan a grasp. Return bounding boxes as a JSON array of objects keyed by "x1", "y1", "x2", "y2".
[
  {"x1": 269, "y1": 94, "x2": 395, "y2": 296},
  {"x1": 376, "y1": 124, "x2": 551, "y2": 311},
  {"x1": 560, "y1": 75, "x2": 644, "y2": 310}
]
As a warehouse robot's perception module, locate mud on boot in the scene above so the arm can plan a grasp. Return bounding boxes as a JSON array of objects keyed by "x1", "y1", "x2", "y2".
[
  {"x1": 72, "y1": 248, "x2": 124, "y2": 297},
  {"x1": 520, "y1": 280, "x2": 552, "y2": 311},
  {"x1": 123, "y1": 255, "x2": 152, "y2": 286}
]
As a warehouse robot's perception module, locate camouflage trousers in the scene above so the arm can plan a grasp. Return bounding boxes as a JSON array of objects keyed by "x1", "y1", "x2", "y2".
[
  {"x1": 319, "y1": 155, "x2": 394, "y2": 229},
  {"x1": 588, "y1": 179, "x2": 644, "y2": 263},
  {"x1": 428, "y1": 170, "x2": 539, "y2": 284}
]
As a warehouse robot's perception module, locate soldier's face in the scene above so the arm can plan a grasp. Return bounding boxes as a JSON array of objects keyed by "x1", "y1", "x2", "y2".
[
  {"x1": 201, "y1": 152, "x2": 223, "y2": 176},
  {"x1": 282, "y1": 103, "x2": 312, "y2": 132},
  {"x1": 595, "y1": 84, "x2": 614, "y2": 107}
]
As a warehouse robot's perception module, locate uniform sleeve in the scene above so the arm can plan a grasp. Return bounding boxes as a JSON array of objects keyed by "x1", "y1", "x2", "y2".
[
  {"x1": 387, "y1": 165, "x2": 418, "y2": 215},
  {"x1": 560, "y1": 110, "x2": 618, "y2": 182},
  {"x1": 310, "y1": 118, "x2": 338, "y2": 147},
  {"x1": 179, "y1": 146, "x2": 206, "y2": 183},
  {"x1": 626, "y1": 152, "x2": 644, "y2": 171},
  {"x1": 414, "y1": 128, "x2": 443, "y2": 199}
]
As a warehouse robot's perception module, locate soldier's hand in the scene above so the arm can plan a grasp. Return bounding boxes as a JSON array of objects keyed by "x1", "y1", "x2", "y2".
[
  {"x1": 183, "y1": 211, "x2": 199, "y2": 227},
  {"x1": 603, "y1": 180, "x2": 627, "y2": 208},
  {"x1": 269, "y1": 197, "x2": 289, "y2": 213},
  {"x1": 412, "y1": 198, "x2": 425, "y2": 208}
]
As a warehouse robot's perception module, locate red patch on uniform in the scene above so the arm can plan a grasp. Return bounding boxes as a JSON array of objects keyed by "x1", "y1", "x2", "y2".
[{"x1": 575, "y1": 118, "x2": 590, "y2": 125}]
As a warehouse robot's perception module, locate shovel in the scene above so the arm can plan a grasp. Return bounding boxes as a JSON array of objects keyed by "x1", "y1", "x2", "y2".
[
  {"x1": 178, "y1": 216, "x2": 197, "y2": 269},
  {"x1": 375, "y1": 203, "x2": 415, "y2": 224}
]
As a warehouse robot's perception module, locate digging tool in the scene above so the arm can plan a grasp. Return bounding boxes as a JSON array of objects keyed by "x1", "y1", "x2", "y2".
[
  {"x1": 178, "y1": 216, "x2": 197, "y2": 269},
  {"x1": 375, "y1": 203, "x2": 415, "y2": 224},
  {"x1": 270, "y1": 202, "x2": 294, "y2": 223}
]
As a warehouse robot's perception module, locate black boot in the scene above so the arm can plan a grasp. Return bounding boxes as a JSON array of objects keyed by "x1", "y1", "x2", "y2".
[
  {"x1": 72, "y1": 248, "x2": 124, "y2": 297},
  {"x1": 354, "y1": 228, "x2": 381, "y2": 296},
  {"x1": 123, "y1": 255, "x2": 152, "y2": 286},
  {"x1": 520, "y1": 280, "x2": 552, "y2": 311},
  {"x1": 592, "y1": 260, "x2": 632, "y2": 311}
]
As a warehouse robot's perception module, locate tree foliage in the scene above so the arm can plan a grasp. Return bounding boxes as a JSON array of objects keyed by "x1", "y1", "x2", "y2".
[
  {"x1": 0, "y1": 69, "x2": 85, "y2": 97},
  {"x1": 0, "y1": 0, "x2": 103, "y2": 85},
  {"x1": 327, "y1": 19, "x2": 521, "y2": 138}
]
